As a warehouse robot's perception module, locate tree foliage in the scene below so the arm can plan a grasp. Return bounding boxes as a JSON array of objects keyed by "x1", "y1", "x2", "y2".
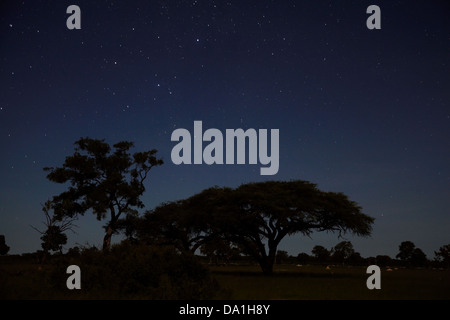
[
  {"x1": 396, "y1": 241, "x2": 416, "y2": 261},
  {"x1": 311, "y1": 245, "x2": 331, "y2": 263},
  {"x1": 137, "y1": 200, "x2": 213, "y2": 253},
  {"x1": 44, "y1": 137, "x2": 163, "y2": 250},
  {"x1": 434, "y1": 244, "x2": 450, "y2": 268},
  {"x1": 396, "y1": 241, "x2": 428, "y2": 267},
  {"x1": 332, "y1": 241, "x2": 355, "y2": 264},
  {"x1": 40, "y1": 226, "x2": 68, "y2": 253},
  {"x1": 30, "y1": 201, "x2": 77, "y2": 263},
  {"x1": 137, "y1": 180, "x2": 374, "y2": 274}
]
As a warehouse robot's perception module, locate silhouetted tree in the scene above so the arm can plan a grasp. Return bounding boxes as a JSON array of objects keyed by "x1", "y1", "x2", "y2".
[
  {"x1": 332, "y1": 241, "x2": 355, "y2": 264},
  {"x1": 347, "y1": 252, "x2": 365, "y2": 266},
  {"x1": 145, "y1": 180, "x2": 374, "y2": 275},
  {"x1": 0, "y1": 235, "x2": 10, "y2": 255},
  {"x1": 396, "y1": 241, "x2": 428, "y2": 267},
  {"x1": 44, "y1": 137, "x2": 163, "y2": 250},
  {"x1": 396, "y1": 241, "x2": 416, "y2": 263},
  {"x1": 411, "y1": 248, "x2": 427, "y2": 267},
  {"x1": 375, "y1": 255, "x2": 393, "y2": 267},
  {"x1": 115, "y1": 213, "x2": 141, "y2": 244},
  {"x1": 312, "y1": 245, "x2": 331, "y2": 264},
  {"x1": 275, "y1": 250, "x2": 289, "y2": 264},
  {"x1": 31, "y1": 201, "x2": 77, "y2": 262},
  {"x1": 40, "y1": 226, "x2": 67, "y2": 253},
  {"x1": 366, "y1": 256, "x2": 377, "y2": 265},
  {"x1": 434, "y1": 244, "x2": 450, "y2": 268},
  {"x1": 296, "y1": 252, "x2": 311, "y2": 264}
]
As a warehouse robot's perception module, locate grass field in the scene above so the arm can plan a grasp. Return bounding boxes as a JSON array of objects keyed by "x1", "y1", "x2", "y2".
[
  {"x1": 1, "y1": 260, "x2": 449, "y2": 300},
  {"x1": 210, "y1": 264, "x2": 450, "y2": 300}
]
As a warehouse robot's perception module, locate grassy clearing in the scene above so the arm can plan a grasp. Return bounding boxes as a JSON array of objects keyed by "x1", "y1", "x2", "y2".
[
  {"x1": 1, "y1": 259, "x2": 449, "y2": 300},
  {"x1": 210, "y1": 264, "x2": 450, "y2": 300}
]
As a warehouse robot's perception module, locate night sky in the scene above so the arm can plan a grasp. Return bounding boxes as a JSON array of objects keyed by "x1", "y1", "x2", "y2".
[{"x1": 1, "y1": 0, "x2": 449, "y2": 259}]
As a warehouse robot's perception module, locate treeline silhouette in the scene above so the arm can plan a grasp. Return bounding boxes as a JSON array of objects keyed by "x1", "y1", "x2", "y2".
[
  {"x1": 1, "y1": 138, "x2": 449, "y2": 299},
  {"x1": 2, "y1": 238, "x2": 450, "y2": 270},
  {"x1": 275, "y1": 240, "x2": 450, "y2": 269}
]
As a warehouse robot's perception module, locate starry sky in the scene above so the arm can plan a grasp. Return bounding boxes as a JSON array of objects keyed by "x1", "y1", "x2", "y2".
[{"x1": 1, "y1": 0, "x2": 449, "y2": 259}]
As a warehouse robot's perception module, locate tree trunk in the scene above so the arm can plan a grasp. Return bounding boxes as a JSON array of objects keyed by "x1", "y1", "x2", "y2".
[
  {"x1": 259, "y1": 260, "x2": 274, "y2": 275},
  {"x1": 258, "y1": 252, "x2": 276, "y2": 275},
  {"x1": 102, "y1": 225, "x2": 114, "y2": 251},
  {"x1": 258, "y1": 242, "x2": 278, "y2": 275}
]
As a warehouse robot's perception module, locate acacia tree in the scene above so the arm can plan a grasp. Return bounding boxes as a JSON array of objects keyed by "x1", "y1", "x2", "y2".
[
  {"x1": 140, "y1": 180, "x2": 374, "y2": 275},
  {"x1": 44, "y1": 137, "x2": 163, "y2": 250},
  {"x1": 219, "y1": 181, "x2": 374, "y2": 274}
]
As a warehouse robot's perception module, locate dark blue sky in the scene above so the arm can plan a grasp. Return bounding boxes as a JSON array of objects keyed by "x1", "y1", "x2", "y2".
[{"x1": 1, "y1": 0, "x2": 449, "y2": 259}]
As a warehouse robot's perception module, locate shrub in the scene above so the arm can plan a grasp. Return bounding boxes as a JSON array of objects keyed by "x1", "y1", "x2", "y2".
[{"x1": 48, "y1": 242, "x2": 219, "y2": 299}]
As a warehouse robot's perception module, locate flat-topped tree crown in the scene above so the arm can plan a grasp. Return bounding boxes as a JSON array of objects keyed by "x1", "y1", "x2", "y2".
[{"x1": 140, "y1": 180, "x2": 374, "y2": 275}]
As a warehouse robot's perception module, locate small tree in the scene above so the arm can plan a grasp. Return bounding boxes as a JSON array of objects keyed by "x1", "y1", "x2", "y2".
[
  {"x1": 44, "y1": 137, "x2": 163, "y2": 250},
  {"x1": 296, "y1": 252, "x2": 311, "y2": 264},
  {"x1": 312, "y1": 245, "x2": 331, "y2": 264},
  {"x1": 396, "y1": 241, "x2": 428, "y2": 267},
  {"x1": 434, "y1": 244, "x2": 450, "y2": 268},
  {"x1": 375, "y1": 255, "x2": 393, "y2": 267},
  {"x1": 0, "y1": 235, "x2": 10, "y2": 255},
  {"x1": 275, "y1": 250, "x2": 289, "y2": 264},
  {"x1": 396, "y1": 241, "x2": 416, "y2": 263},
  {"x1": 31, "y1": 201, "x2": 77, "y2": 262},
  {"x1": 332, "y1": 241, "x2": 355, "y2": 265},
  {"x1": 411, "y1": 248, "x2": 427, "y2": 267},
  {"x1": 347, "y1": 252, "x2": 365, "y2": 266}
]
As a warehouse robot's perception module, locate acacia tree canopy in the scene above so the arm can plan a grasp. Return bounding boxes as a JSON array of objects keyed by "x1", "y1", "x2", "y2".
[
  {"x1": 214, "y1": 181, "x2": 374, "y2": 274},
  {"x1": 44, "y1": 137, "x2": 163, "y2": 250},
  {"x1": 137, "y1": 194, "x2": 224, "y2": 254},
  {"x1": 140, "y1": 180, "x2": 374, "y2": 274}
]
